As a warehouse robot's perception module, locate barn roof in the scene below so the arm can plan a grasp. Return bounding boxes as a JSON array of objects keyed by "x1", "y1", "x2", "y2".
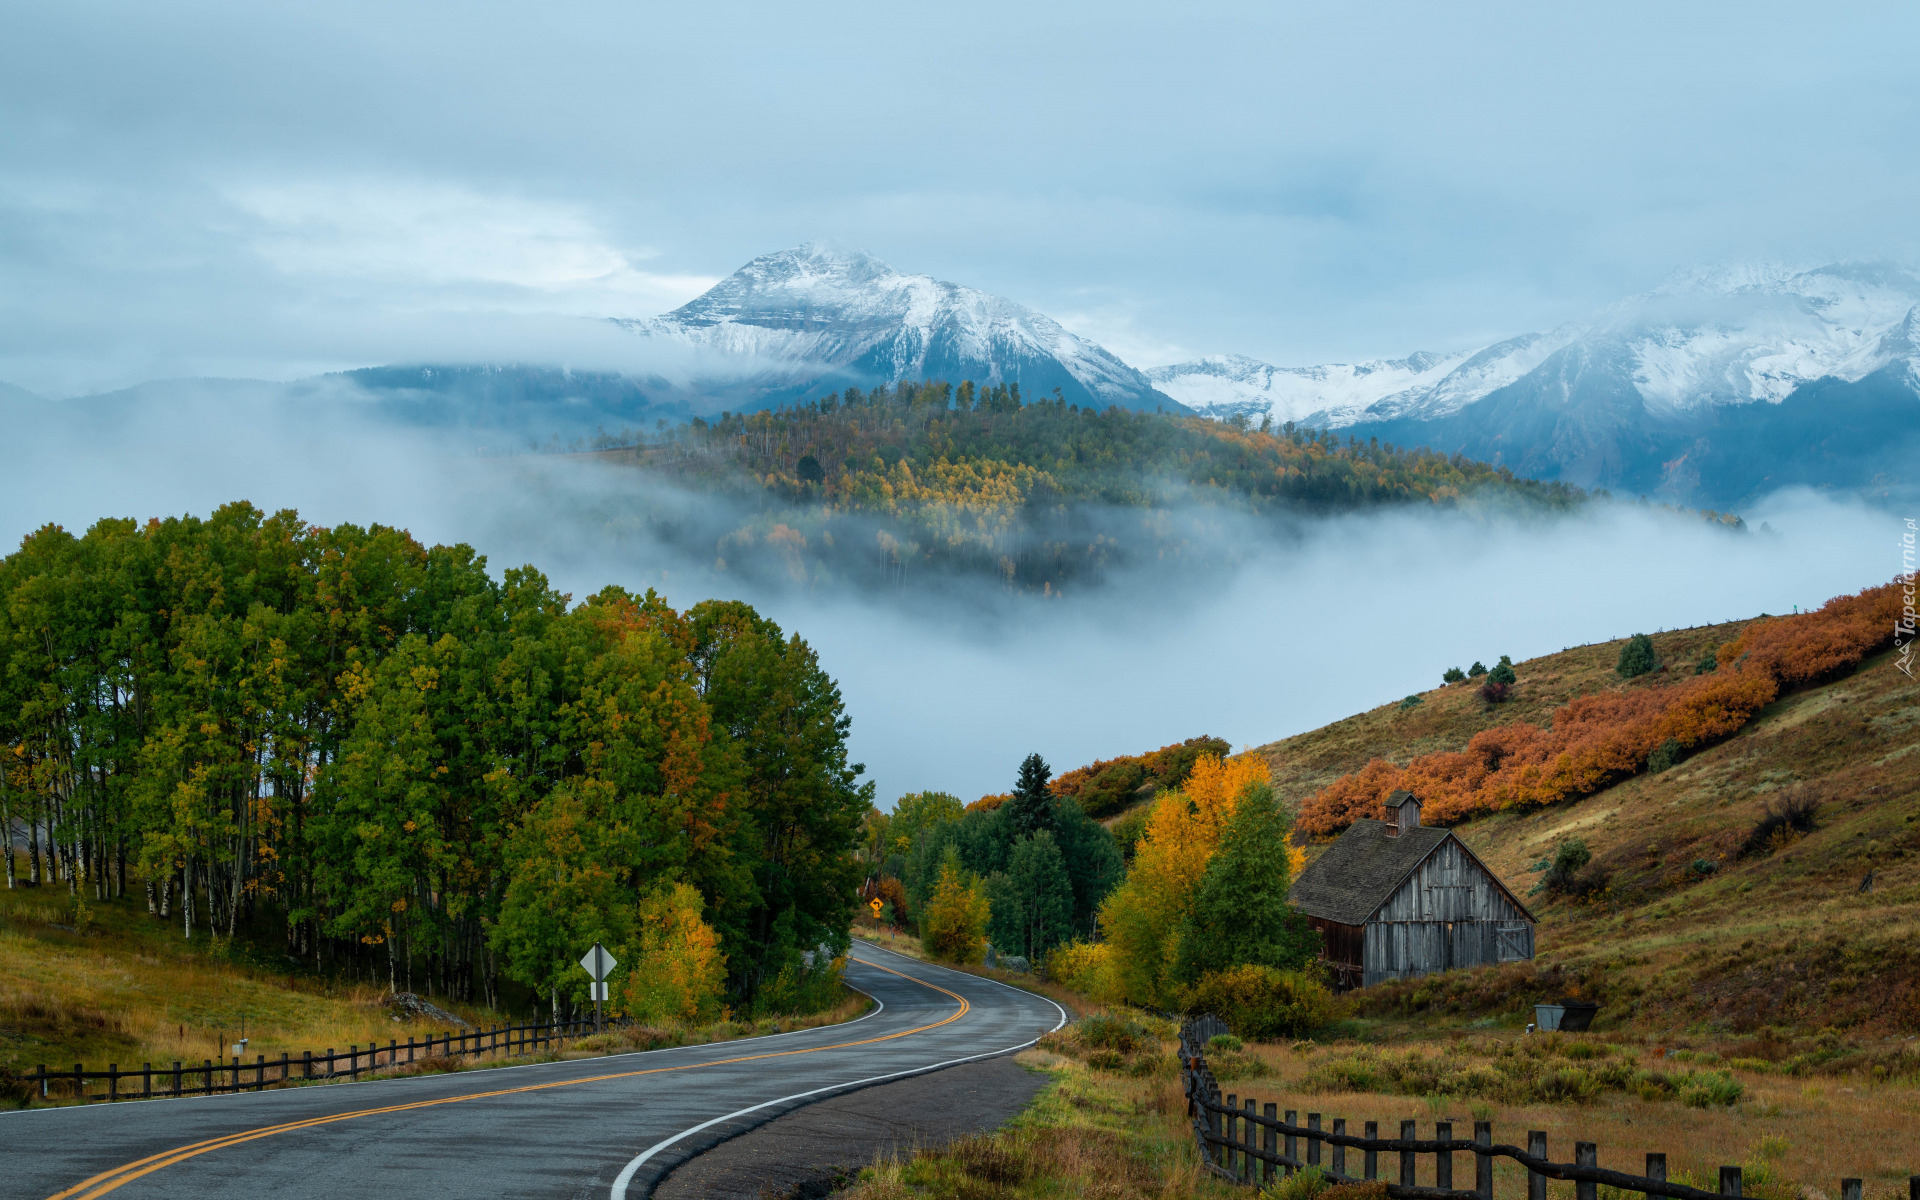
[
  {"x1": 1289, "y1": 819, "x2": 1536, "y2": 927},
  {"x1": 1289, "y1": 820, "x2": 1450, "y2": 925}
]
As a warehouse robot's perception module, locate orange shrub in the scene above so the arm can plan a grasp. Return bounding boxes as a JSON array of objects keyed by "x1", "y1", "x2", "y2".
[{"x1": 1298, "y1": 581, "x2": 1902, "y2": 836}]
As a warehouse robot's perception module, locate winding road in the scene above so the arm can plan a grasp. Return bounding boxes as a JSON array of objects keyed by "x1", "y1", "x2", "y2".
[{"x1": 4, "y1": 946, "x2": 1065, "y2": 1200}]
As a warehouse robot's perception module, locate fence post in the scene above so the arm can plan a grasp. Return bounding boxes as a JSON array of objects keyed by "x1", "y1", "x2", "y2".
[
  {"x1": 35, "y1": 1065, "x2": 46, "y2": 1101},
  {"x1": 1226, "y1": 1094, "x2": 1238, "y2": 1178},
  {"x1": 1476, "y1": 1121, "x2": 1493, "y2": 1200},
  {"x1": 1286, "y1": 1110, "x2": 1298, "y2": 1178},
  {"x1": 388, "y1": 1040, "x2": 396, "y2": 1072},
  {"x1": 1720, "y1": 1168, "x2": 1742, "y2": 1197},
  {"x1": 1909, "y1": 1176, "x2": 1917, "y2": 1200},
  {"x1": 256, "y1": 1055, "x2": 265, "y2": 1090},
  {"x1": 303, "y1": 1050, "x2": 313, "y2": 1080},
  {"x1": 1841, "y1": 1181, "x2": 1861, "y2": 1200},
  {"x1": 1528, "y1": 1132, "x2": 1548, "y2": 1200},
  {"x1": 1265, "y1": 1104, "x2": 1279, "y2": 1185},
  {"x1": 1365, "y1": 1121, "x2": 1379, "y2": 1181},
  {"x1": 280, "y1": 1052, "x2": 289, "y2": 1084},
  {"x1": 1437, "y1": 1121, "x2": 1453, "y2": 1191},
  {"x1": 1244, "y1": 1100, "x2": 1257, "y2": 1183},
  {"x1": 1309, "y1": 1113, "x2": 1323, "y2": 1168},
  {"x1": 109, "y1": 1064, "x2": 118, "y2": 1102},
  {"x1": 350, "y1": 1045, "x2": 359, "y2": 1081},
  {"x1": 74, "y1": 1064, "x2": 84, "y2": 1103},
  {"x1": 326, "y1": 1049, "x2": 334, "y2": 1079},
  {"x1": 1333, "y1": 1117, "x2": 1347, "y2": 1179},
  {"x1": 171, "y1": 1061, "x2": 181, "y2": 1097},
  {"x1": 1576, "y1": 1143, "x2": 1597, "y2": 1200},
  {"x1": 1646, "y1": 1153, "x2": 1667, "y2": 1200},
  {"x1": 143, "y1": 1063, "x2": 152, "y2": 1100},
  {"x1": 1401, "y1": 1120, "x2": 1417, "y2": 1188}
]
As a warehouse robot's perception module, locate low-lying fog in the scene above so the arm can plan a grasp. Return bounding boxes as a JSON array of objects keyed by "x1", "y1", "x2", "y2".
[{"x1": 0, "y1": 395, "x2": 1896, "y2": 806}]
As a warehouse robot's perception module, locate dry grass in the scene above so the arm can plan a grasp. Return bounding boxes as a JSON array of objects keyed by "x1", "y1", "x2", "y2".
[{"x1": 0, "y1": 885, "x2": 872, "y2": 1102}]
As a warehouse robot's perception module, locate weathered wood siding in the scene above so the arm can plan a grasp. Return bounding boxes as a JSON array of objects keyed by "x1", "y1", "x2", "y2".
[
  {"x1": 1308, "y1": 917, "x2": 1366, "y2": 992},
  {"x1": 1361, "y1": 837, "x2": 1533, "y2": 987}
]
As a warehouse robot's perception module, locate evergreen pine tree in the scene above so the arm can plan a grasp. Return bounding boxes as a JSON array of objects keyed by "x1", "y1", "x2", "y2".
[
  {"x1": 1172, "y1": 782, "x2": 1320, "y2": 983},
  {"x1": 986, "y1": 831, "x2": 1075, "y2": 960},
  {"x1": 1617, "y1": 633, "x2": 1658, "y2": 678},
  {"x1": 1004, "y1": 753, "x2": 1056, "y2": 841}
]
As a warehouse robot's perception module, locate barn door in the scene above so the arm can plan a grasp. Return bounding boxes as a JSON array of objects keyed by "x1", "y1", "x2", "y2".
[{"x1": 1495, "y1": 923, "x2": 1529, "y2": 963}]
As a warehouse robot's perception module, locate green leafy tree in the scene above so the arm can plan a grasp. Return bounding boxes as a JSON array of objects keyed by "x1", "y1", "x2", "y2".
[
  {"x1": 1172, "y1": 782, "x2": 1320, "y2": 984},
  {"x1": 987, "y1": 831, "x2": 1074, "y2": 961},
  {"x1": 922, "y1": 851, "x2": 991, "y2": 963}
]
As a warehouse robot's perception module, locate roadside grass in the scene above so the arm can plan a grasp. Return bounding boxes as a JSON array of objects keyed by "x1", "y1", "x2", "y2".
[
  {"x1": 841, "y1": 1012, "x2": 1920, "y2": 1200},
  {"x1": 0, "y1": 883, "x2": 872, "y2": 1105}
]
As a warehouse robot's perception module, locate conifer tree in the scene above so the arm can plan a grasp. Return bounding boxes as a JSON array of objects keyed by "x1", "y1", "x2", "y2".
[
  {"x1": 1172, "y1": 782, "x2": 1319, "y2": 983},
  {"x1": 1003, "y1": 753, "x2": 1056, "y2": 841},
  {"x1": 1617, "y1": 633, "x2": 1658, "y2": 678}
]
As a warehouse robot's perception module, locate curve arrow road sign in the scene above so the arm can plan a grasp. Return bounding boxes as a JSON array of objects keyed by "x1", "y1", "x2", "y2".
[{"x1": 8, "y1": 946, "x2": 1065, "y2": 1200}]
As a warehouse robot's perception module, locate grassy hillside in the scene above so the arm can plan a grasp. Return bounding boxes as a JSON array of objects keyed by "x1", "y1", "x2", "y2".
[{"x1": 1254, "y1": 620, "x2": 1920, "y2": 1040}]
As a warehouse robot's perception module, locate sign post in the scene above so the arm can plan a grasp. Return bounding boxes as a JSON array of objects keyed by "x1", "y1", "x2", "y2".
[{"x1": 580, "y1": 943, "x2": 617, "y2": 1034}]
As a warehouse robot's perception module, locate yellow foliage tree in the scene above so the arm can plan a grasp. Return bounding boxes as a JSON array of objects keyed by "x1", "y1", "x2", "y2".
[
  {"x1": 921, "y1": 856, "x2": 992, "y2": 964},
  {"x1": 1095, "y1": 754, "x2": 1272, "y2": 1007},
  {"x1": 620, "y1": 882, "x2": 727, "y2": 1024}
]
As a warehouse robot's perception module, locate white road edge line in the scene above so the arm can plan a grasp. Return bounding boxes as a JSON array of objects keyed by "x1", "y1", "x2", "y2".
[{"x1": 608, "y1": 950, "x2": 1068, "y2": 1200}]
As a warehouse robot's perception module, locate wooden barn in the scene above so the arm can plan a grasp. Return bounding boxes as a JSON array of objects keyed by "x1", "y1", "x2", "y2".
[{"x1": 1288, "y1": 791, "x2": 1534, "y2": 990}]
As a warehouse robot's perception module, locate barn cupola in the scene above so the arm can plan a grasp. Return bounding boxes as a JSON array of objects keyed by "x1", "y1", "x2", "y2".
[{"x1": 1383, "y1": 790, "x2": 1421, "y2": 838}]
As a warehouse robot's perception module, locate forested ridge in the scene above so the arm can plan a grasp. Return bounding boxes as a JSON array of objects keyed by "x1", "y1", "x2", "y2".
[
  {"x1": 0, "y1": 503, "x2": 870, "y2": 1019},
  {"x1": 582, "y1": 380, "x2": 1589, "y2": 593}
]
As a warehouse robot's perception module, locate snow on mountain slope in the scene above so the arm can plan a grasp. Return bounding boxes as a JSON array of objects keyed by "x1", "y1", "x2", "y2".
[
  {"x1": 1144, "y1": 351, "x2": 1470, "y2": 425},
  {"x1": 615, "y1": 243, "x2": 1180, "y2": 412},
  {"x1": 1152, "y1": 262, "x2": 1920, "y2": 431}
]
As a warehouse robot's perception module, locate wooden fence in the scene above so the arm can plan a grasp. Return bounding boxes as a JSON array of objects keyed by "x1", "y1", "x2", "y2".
[
  {"x1": 1178, "y1": 1017, "x2": 1917, "y2": 1200},
  {"x1": 31, "y1": 1015, "x2": 617, "y2": 1104}
]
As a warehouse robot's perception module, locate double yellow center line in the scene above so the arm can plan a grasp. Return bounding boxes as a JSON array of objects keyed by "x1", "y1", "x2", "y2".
[{"x1": 47, "y1": 956, "x2": 965, "y2": 1200}]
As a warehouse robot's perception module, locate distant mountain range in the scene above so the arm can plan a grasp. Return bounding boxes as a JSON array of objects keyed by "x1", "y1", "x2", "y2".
[
  {"x1": 1149, "y1": 262, "x2": 1920, "y2": 506},
  {"x1": 6, "y1": 252, "x2": 1914, "y2": 506}
]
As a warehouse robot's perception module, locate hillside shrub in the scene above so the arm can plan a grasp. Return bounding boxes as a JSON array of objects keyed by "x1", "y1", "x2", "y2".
[
  {"x1": 1647, "y1": 738, "x2": 1684, "y2": 773},
  {"x1": 1179, "y1": 965, "x2": 1334, "y2": 1040},
  {"x1": 1045, "y1": 939, "x2": 1116, "y2": 998},
  {"x1": 1741, "y1": 789, "x2": 1820, "y2": 857},
  {"x1": 1542, "y1": 838, "x2": 1592, "y2": 894},
  {"x1": 1399, "y1": 694, "x2": 1425, "y2": 710},
  {"x1": 1469, "y1": 661, "x2": 1487, "y2": 677},
  {"x1": 1479, "y1": 681, "x2": 1511, "y2": 704},
  {"x1": 1695, "y1": 648, "x2": 1720, "y2": 674},
  {"x1": 1443, "y1": 666, "x2": 1467, "y2": 684},
  {"x1": 1299, "y1": 581, "x2": 1904, "y2": 835},
  {"x1": 1617, "y1": 634, "x2": 1659, "y2": 678},
  {"x1": 1488, "y1": 656, "x2": 1517, "y2": 686}
]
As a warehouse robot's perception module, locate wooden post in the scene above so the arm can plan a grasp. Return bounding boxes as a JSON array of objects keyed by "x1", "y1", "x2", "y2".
[
  {"x1": 74, "y1": 1064, "x2": 83, "y2": 1103},
  {"x1": 280, "y1": 1052, "x2": 289, "y2": 1084},
  {"x1": 1244, "y1": 1100, "x2": 1257, "y2": 1183},
  {"x1": 256, "y1": 1055, "x2": 265, "y2": 1090},
  {"x1": 1646, "y1": 1152, "x2": 1667, "y2": 1200},
  {"x1": 326, "y1": 1049, "x2": 334, "y2": 1079},
  {"x1": 143, "y1": 1063, "x2": 152, "y2": 1100},
  {"x1": 1576, "y1": 1143, "x2": 1597, "y2": 1200},
  {"x1": 1226, "y1": 1094, "x2": 1238, "y2": 1177},
  {"x1": 349, "y1": 1045, "x2": 359, "y2": 1081},
  {"x1": 35, "y1": 1065, "x2": 46, "y2": 1101},
  {"x1": 407, "y1": 1036, "x2": 415, "y2": 1064},
  {"x1": 1841, "y1": 1181, "x2": 1862, "y2": 1200},
  {"x1": 1286, "y1": 1110, "x2": 1298, "y2": 1178},
  {"x1": 1476, "y1": 1121, "x2": 1493, "y2": 1200},
  {"x1": 109, "y1": 1064, "x2": 118, "y2": 1101},
  {"x1": 1720, "y1": 1167, "x2": 1742, "y2": 1197},
  {"x1": 1528, "y1": 1132, "x2": 1548, "y2": 1200},
  {"x1": 303, "y1": 1050, "x2": 313, "y2": 1080},
  {"x1": 1401, "y1": 1120, "x2": 1417, "y2": 1188},
  {"x1": 1309, "y1": 1113, "x2": 1323, "y2": 1168},
  {"x1": 1437, "y1": 1121, "x2": 1453, "y2": 1191},
  {"x1": 1265, "y1": 1103, "x2": 1279, "y2": 1185},
  {"x1": 1365, "y1": 1121, "x2": 1379, "y2": 1181},
  {"x1": 1909, "y1": 1176, "x2": 1918, "y2": 1200},
  {"x1": 1333, "y1": 1117, "x2": 1348, "y2": 1179},
  {"x1": 388, "y1": 1039, "x2": 396, "y2": 1072}
]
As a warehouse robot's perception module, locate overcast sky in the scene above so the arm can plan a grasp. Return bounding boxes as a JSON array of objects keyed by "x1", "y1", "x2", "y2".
[{"x1": 5, "y1": 1, "x2": 1918, "y2": 395}]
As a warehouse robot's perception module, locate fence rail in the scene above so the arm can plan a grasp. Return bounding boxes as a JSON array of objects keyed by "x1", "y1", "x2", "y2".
[
  {"x1": 31, "y1": 1015, "x2": 617, "y2": 1105},
  {"x1": 1176, "y1": 1017, "x2": 1917, "y2": 1200}
]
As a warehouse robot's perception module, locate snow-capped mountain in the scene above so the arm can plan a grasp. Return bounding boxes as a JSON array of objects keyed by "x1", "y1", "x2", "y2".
[
  {"x1": 618, "y1": 242, "x2": 1181, "y2": 413},
  {"x1": 1153, "y1": 262, "x2": 1920, "y2": 505}
]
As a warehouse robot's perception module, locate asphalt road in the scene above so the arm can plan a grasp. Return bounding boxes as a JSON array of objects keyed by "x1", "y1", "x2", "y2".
[{"x1": 4, "y1": 946, "x2": 1065, "y2": 1200}]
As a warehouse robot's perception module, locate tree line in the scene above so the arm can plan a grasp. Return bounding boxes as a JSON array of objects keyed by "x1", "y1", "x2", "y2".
[{"x1": 0, "y1": 503, "x2": 871, "y2": 1020}]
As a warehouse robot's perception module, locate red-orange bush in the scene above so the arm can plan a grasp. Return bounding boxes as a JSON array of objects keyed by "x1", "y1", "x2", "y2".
[{"x1": 1298, "y1": 581, "x2": 1902, "y2": 836}]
